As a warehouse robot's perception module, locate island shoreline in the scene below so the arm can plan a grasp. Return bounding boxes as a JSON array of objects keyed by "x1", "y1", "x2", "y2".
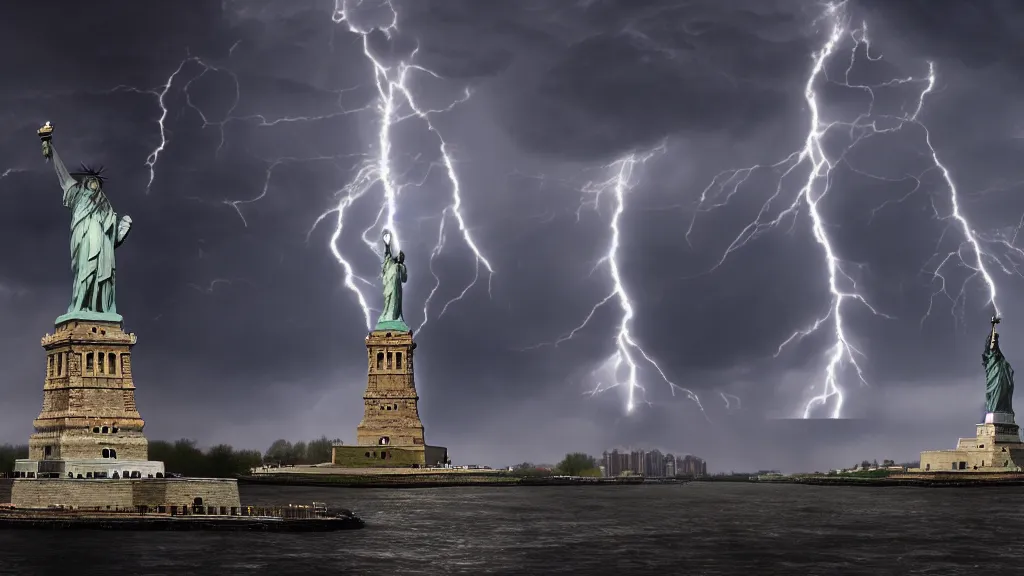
[
  {"x1": 237, "y1": 474, "x2": 691, "y2": 489},
  {"x1": 706, "y1": 473, "x2": 1024, "y2": 488}
]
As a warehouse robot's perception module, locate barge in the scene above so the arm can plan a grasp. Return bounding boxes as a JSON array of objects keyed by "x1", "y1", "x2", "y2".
[{"x1": 0, "y1": 502, "x2": 365, "y2": 531}]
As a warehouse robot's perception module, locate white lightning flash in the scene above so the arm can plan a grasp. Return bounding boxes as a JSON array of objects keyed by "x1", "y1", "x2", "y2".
[
  {"x1": 550, "y1": 147, "x2": 705, "y2": 415},
  {"x1": 307, "y1": 0, "x2": 494, "y2": 332},
  {"x1": 688, "y1": 3, "x2": 1008, "y2": 418}
]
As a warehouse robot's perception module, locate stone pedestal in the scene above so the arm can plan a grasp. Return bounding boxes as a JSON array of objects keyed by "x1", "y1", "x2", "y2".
[
  {"x1": 918, "y1": 412, "x2": 1024, "y2": 472},
  {"x1": 332, "y1": 329, "x2": 447, "y2": 468},
  {"x1": 357, "y1": 330, "x2": 424, "y2": 447},
  {"x1": 8, "y1": 318, "x2": 239, "y2": 509},
  {"x1": 14, "y1": 320, "x2": 163, "y2": 480}
]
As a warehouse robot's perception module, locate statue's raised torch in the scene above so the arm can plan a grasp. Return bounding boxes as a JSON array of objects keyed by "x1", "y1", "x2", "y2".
[{"x1": 38, "y1": 122, "x2": 53, "y2": 159}]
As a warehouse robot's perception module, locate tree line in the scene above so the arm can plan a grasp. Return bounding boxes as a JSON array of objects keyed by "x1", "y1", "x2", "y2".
[
  {"x1": 0, "y1": 437, "x2": 341, "y2": 479},
  {"x1": 513, "y1": 452, "x2": 602, "y2": 477}
]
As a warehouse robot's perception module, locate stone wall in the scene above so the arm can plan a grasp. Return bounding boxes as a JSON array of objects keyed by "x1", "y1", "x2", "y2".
[
  {"x1": 919, "y1": 446, "x2": 1024, "y2": 472},
  {"x1": 332, "y1": 445, "x2": 425, "y2": 467},
  {"x1": 10, "y1": 478, "x2": 240, "y2": 509},
  {"x1": 0, "y1": 479, "x2": 12, "y2": 503},
  {"x1": 30, "y1": 431, "x2": 149, "y2": 461}
]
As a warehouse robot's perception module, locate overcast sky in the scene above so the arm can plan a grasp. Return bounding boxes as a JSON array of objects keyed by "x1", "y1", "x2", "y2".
[{"x1": 0, "y1": 0, "x2": 1021, "y2": 473}]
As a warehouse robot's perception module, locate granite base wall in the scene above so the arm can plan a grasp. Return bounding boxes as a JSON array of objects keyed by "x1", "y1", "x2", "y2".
[
  {"x1": 333, "y1": 445, "x2": 425, "y2": 467},
  {"x1": 10, "y1": 478, "x2": 240, "y2": 509},
  {"x1": 919, "y1": 447, "x2": 1024, "y2": 472},
  {"x1": 0, "y1": 479, "x2": 12, "y2": 503}
]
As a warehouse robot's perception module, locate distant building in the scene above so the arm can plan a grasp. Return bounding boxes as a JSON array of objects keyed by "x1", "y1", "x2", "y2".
[
  {"x1": 644, "y1": 449, "x2": 664, "y2": 477},
  {"x1": 602, "y1": 450, "x2": 625, "y2": 476},
  {"x1": 602, "y1": 449, "x2": 707, "y2": 477},
  {"x1": 677, "y1": 455, "x2": 707, "y2": 477}
]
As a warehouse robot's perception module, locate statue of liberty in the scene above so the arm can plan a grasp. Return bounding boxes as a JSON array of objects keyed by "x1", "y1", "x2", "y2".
[
  {"x1": 984, "y1": 312, "x2": 1015, "y2": 415},
  {"x1": 38, "y1": 123, "x2": 132, "y2": 324},
  {"x1": 376, "y1": 229, "x2": 409, "y2": 332}
]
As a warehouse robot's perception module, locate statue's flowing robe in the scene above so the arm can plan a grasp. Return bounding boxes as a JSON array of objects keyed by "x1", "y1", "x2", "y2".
[
  {"x1": 984, "y1": 342, "x2": 1015, "y2": 414},
  {"x1": 378, "y1": 251, "x2": 407, "y2": 324},
  {"x1": 52, "y1": 149, "x2": 118, "y2": 315}
]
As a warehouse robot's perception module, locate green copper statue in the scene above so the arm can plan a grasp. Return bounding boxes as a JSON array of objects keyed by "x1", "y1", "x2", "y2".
[
  {"x1": 376, "y1": 230, "x2": 409, "y2": 332},
  {"x1": 984, "y1": 313, "x2": 1015, "y2": 415},
  {"x1": 38, "y1": 122, "x2": 133, "y2": 325}
]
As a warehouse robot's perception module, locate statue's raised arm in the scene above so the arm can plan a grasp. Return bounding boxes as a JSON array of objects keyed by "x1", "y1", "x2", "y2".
[{"x1": 38, "y1": 122, "x2": 77, "y2": 194}]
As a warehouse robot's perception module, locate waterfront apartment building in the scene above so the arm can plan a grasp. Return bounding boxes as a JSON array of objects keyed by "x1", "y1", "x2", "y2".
[
  {"x1": 601, "y1": 449, "x2": 707, "y2": 478},
  {"x1": 677, "y1": 454, "x2": 707, "y2": 477}
]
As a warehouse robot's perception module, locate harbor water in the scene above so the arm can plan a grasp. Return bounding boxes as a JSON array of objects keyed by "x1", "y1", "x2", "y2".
[{"x1": 0, "y1": 482, "x2": 1020, "y2": 574}]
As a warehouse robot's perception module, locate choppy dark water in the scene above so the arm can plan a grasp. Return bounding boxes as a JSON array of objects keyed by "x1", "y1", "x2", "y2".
[{"x1": 0, "y1": 482, "x2": 1021, "y2": 575}]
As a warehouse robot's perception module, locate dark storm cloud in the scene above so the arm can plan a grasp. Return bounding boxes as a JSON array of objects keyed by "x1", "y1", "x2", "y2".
[
  {"x1": 857, "y1": 0, "x2": 1024, "y2": 70},
  {"x1": 398, "y1": 0, "x2": 819, "y2": 160},
  {"x1": 0, "y1": 0, "x2": 1020, "y2": 475}
]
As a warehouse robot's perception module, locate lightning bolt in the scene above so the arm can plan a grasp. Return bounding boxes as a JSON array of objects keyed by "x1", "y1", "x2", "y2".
[
  {"x1": 306, "y1": 0, "x2": 494, "y2": 332},
  {"x1": 109, "y1": 57, "x2": 208, "y2": 193},
  {"x1": 687, "y1": 2, "x2": 1010, "y2": 418},
  {"x1": 119, "y1": 53, "x2": 360, "y2": 196},
  {"x1": 543, "y1": 146, "x2": 705, "y2": 415},
  {"x1": 720, "y1": 392, "x2": 742, "y2": 411}
]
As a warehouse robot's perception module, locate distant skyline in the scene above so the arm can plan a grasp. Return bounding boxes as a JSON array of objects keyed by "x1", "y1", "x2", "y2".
[{"x1": 0, "y1": 1, "x2": 1022, "y2": 474}]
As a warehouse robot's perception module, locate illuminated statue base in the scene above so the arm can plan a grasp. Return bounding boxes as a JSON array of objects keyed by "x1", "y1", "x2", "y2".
[{"x1": 916, "y1": 412, "x2": 1024, "y2": 473}]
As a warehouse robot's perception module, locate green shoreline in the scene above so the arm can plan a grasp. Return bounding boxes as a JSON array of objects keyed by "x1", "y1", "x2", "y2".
[{"x1": 237, "y1": 473, "x2": 690, "y2": 489}]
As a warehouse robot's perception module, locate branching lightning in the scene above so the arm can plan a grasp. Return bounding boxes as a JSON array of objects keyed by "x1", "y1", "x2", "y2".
[
  {"x1": 305, "y1": 0, "x2": 494, "y2": 332},
  {"x1": 108, "y1": 0, "x2": 495, "y2": 334},
  {"x1": 686, "y1": 1, "x2": 1008, "y2": 418},
  {"x1": 540, "y1": 147, "x2": 705, "y2": 415}
]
